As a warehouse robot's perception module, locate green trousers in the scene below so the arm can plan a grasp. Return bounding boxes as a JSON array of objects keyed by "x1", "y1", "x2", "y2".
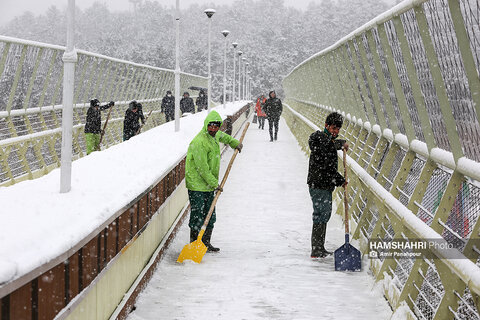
[
  {"x1": 188, "y1": 190, "x2": 216, "y2": 231},
  {"x1": 85, "y1": 133, "x2": 100, "y2": 155}
]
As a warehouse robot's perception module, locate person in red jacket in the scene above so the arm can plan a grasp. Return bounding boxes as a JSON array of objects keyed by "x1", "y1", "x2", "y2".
[{"x1": 255, "y1": 95, "x2": 267, "y2": 130}]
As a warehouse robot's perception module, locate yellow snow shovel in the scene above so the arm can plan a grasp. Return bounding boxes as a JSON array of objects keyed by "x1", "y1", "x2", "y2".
[{"x1": 177, "y1": 122, "x2": 250, "y2": 263}]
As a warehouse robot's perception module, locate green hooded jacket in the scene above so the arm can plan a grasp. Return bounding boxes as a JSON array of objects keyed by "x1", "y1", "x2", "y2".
[{"x1": 185, "y1": 110, "x2": 240, "y2": 191}]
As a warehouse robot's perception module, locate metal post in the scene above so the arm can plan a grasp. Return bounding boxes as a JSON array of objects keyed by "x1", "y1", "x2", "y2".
[
  {"x1": 232, "y1": 42, "x2": 238, "y2": 102},
  {"x1": 174, "y1": 0, "x2": 181, "y2": 132},
  {"x1": 221, "y1": 30, "x2": 229, "y2": 107},
  {"x1": 244, "y1": 62, "x2": 249, "y2": 100},
  {"x1": 204, "y1": 9, "x2": 215, "y2": 110},
  {"x1": 60, "y1": 0, "x2": 77, "y2": 193},
  {"x1": 237, "y1": 51, "x2": 242, "y2": 101}
]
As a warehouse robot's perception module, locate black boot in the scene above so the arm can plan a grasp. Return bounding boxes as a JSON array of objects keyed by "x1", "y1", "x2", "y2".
[
  {"x1": 274, "y1": 133, "x2": 277, "y2": 141},
  {"x1": 311, "y1": 223, "x2": 325, "y2": 258},
  {"x1": 190, "y1": 228, "x2": 199, "y2": 243},
  {"x1": 318, "y1": 223, "x2": 332, "y2": 256},
  {"x1": 203, "y1": 229, "x2": 220, "y2": 252}
]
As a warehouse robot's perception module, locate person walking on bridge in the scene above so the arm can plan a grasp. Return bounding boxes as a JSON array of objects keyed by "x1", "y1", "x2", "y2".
[
  {"x1": 263, "y1": 90, "x2": 283, "y2": 141},
  {"x1": 308, "y1": 112, "x2": 348, "y2": 258},
  {"x1": 255, "y1": 95, "x2": 267, "y2": 130},
  {"x1": 185, "y1": 110, "x2": 243, "y2": 252},
  {"x1": 123, "y1": 101, "x2": 145, "y2": 141},
  {"x1": 161, "y1": 90, "x2": 175, "y2": 122},
  {"x1": 84, "y1": 98, "x2": 114, "y2": 155}
]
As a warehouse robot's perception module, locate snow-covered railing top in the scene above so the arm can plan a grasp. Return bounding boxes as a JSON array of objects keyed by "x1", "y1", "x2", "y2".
[{"x1": 0, "y1": 102, "x2": 250, "y2": 295}]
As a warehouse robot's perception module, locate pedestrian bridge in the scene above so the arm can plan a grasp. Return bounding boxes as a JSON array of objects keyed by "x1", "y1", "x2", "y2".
[{"x1": 1, "y1": 0, "x2": 480, "y2": 319}]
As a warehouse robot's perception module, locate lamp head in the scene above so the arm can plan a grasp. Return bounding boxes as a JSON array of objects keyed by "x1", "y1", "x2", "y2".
[
  {"x1": 204, "y1": 8, "x2": 216, "y2": 18},
  {"x1": 221, "y1": 30, "x2": 230, "y2": 37},
  {"x1": 238, "y1": 51, "x2": 243, "y2": 56},
  {"x1": 232, "y1": 42, "x2": 238, "y2": 48}
]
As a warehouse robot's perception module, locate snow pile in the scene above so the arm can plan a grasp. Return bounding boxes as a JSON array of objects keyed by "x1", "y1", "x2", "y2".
[{"x1": 0, "y1": 102, "x2": 249, "y2": 284}]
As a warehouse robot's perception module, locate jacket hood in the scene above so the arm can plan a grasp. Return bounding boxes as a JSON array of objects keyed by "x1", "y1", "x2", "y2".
[{"x1": 203, "y1": 110, "x2": 223, "y2": 131}]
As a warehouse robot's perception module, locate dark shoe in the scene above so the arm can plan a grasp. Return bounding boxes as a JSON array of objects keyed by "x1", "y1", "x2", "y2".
[
  {"x1": 270, "y1": 139, "x2": 273, "y2": 142},
  {"x1": 274, "y1": 134, "x2": 277, "y2": 140},
  {"x1": 311, "y1": 249, "x2": 328, "y2": 258},
  {"x1": 203, "y1": 229, "x2": 220, "y2": 252},
  {"x1": 190, "y1": 228, "x2": 199, "y2": 243}
]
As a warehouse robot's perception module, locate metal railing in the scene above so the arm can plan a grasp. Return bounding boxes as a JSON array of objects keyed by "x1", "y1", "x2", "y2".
[
  {"x1": 0, "y1": 35, "x2": 208, "y2": 186},
  {"x1": 283, "y1": 0, "x2": 480, "y2": 319}
]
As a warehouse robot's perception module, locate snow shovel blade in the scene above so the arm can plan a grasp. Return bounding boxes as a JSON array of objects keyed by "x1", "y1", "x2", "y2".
[
  {"x1": 177, "y1": 231, "x2": 208, "y2": 263},
  {"x1": 334, "y1": 234, "x2": 361, "y2": 271}
]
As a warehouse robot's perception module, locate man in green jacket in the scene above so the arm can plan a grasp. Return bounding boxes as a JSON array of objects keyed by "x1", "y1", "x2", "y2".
[{"x1": 185, "y1": 110, "x2": 243, "y2": 252}]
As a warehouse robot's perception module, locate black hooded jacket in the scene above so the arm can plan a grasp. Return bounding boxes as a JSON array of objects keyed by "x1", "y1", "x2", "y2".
[
  {"x1": 263, "y1": 91, "x2": 283, "y2": 118},
  {"x1": 123, "y1": 103, "x2": 145, "y2": 137},
  {"x1": 84, "y1": 103, "x2": 111, "y2": 134},
  {"x1": 307, "y1": 130, "x2": 346, "y2": 191},
  {"x1": 161, "y1": 95, "x2": 175, "y2": 114}
]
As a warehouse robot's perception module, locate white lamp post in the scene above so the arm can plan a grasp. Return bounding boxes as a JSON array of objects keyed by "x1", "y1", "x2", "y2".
[
  {"x1": 231, "y1": 42, "x2": 238, "y2": 102},
  {"x1": 204, "y1": 8, "x2": 215, "y2": 110},
  {"x1": 241, "y1": 57, "x2": 246, "y2": 100},
  {"x1": 245, "y1": 62, "x2": 249, "y2": 100},
  {"x1": 237, "y1": 51, "x2": 243, "y2": 101},
  {"x1": 174, "y1": 0, "x2": 181, "y2": 132},
  {"x1": 221, "y1": 30, "x2": 229, "y2": 107},
  {"x1": 60, "y1": 0, "x2": 77, "y2": 193}
]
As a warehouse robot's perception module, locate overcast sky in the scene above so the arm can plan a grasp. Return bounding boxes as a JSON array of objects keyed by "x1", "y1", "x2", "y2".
[{"x1": 0, "y1": 0, "x2": 338, "y2": 27}]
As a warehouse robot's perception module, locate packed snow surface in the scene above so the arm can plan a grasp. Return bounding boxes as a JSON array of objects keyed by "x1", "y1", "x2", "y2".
[{"x1": 128, "y1": 117, "x2": 391, "y2": 320}]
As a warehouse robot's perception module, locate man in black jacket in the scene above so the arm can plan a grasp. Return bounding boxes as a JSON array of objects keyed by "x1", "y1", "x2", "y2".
[
  {"x1": 308, "y1": 112, "x2": 348, "y2": 258},
  {"x1": 123, "y1": 101, "x2": 145, "y2": 141},
  {"x1": 180, "y1": 92, "x2": 195, "y2": 115},
  {"x1": 263, "y1": 90, "x2": 283, "y2": 142},
  {"x1": 84, "y1": 98, "x2": 114, "y2": 154},
  {"x1": 161, "y1": 90, "x2": 175, "y2": 122}
]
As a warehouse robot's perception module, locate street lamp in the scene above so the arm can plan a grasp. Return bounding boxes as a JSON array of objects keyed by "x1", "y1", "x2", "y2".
[
  {"x1": 245, "y1": 62, "x2": 249, "y2": 100},
  {"x1": 237, "y1": 51, "x2": 243, "y2": 101},
  {"x1": 60, "y1": 0, "x2": 77, "y2": 193},
  {"x1": 221, "y1": 30, "x2": 229, "y2": 107},
  {"x1": 231, "y1": 42, "x2": 238, "y2": 102},
  {"x1": 242, "y1": 57, "x2": 246, "y2": 100},
  {"x1": 204, "y1": 8, "x2": 216, "y2": 110},
  {"x1": 174, "y1": 0, "x2": 181, "y2": 132}
]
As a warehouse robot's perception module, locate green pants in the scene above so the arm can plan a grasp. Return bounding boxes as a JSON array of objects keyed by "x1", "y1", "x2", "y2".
[
  {"x1": 85, "y1": 133, "x2": 100, "y2": 155},
  {"x1": 188, "y1": 190, "x2": 216, "y2": 231}
]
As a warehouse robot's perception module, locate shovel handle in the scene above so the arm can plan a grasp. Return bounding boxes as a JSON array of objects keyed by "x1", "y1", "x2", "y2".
[
  {"x1": 199, "y1": 122, "x2": 250, "y2": 234},
  {"x1": 137, "y1": 109, "x2": 153, "y2": 135},
  {"x1": 343, "y1": 148, "x2": 349, "y2": 234},
  {"x1": 97, "y1": 106, "x2": 113, "y2": 151}
]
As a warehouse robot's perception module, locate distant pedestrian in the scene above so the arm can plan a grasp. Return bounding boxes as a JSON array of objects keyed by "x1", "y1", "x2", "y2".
[
  {"x1": 161, "y1": 90, "x2": 175, "y2": 122},
  {"x1": 196, "y1": 89, "x2": 208, "y2": 112},
  {"x1": 308, "y1": 112, "x2": 348, "y2": 258},
  {"x1": 255, "y1": 95, "x2": 267, "y2": 130},
  {"x1": 123, "y1": 101, "x2": 145, "y2": 141},
  {"x1": 84, "y1": 98, "x2": 114, "y2": 155},
  {"x1": 263, "y1": 90, "x2": 283, "y2": 141},
  {"x1": 185, "y1": 110, "x2": 243, "y2": 252},
  {"x1": 180, "y1": 92, "x2": 195, "y2": 115}
]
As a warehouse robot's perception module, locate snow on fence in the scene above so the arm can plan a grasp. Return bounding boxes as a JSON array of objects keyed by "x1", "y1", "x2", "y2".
[
  {"x1": 283, "y1": 0, "x2": 480, "y2": 318},
  {"x1": 0, "y1": 35, "x2": 208, "y2": 187}
]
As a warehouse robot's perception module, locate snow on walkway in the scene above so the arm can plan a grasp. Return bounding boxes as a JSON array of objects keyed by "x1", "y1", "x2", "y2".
[{"x1": 128, "y1": 118, "x2": 392, "y2": 320}]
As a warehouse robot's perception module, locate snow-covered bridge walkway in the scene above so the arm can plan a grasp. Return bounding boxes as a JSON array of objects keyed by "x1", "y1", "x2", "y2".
[{"x1": 128, "y1": 118, "x2": 392, "y2": 320}]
